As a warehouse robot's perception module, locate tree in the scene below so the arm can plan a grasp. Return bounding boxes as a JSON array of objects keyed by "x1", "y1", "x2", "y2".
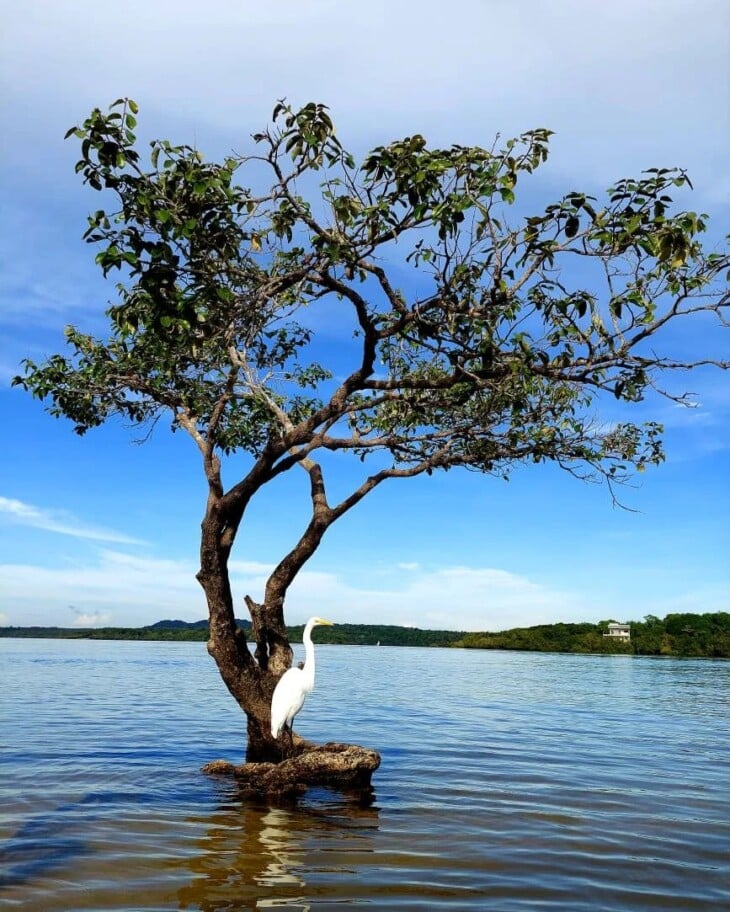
[{"x1": 15, "y1": 99, "x2": 729, "y2": 777}]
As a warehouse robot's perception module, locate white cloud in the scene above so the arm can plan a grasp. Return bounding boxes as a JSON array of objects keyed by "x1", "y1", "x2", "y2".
[
  {"x1": 0, "y1": 496, "x2": 146, "y2": 545},
  {"x1": 0, "y1": 550, "x2": 274, "y2": 622},
  {"x1": 0, "y1": 546, "x2": 600, "y2": 630},
  {"x1": 285, "y1": 565, "x2": 590, "y2": 631},
  {"x1": 0, "y1": 551, "x2": 203, "y2": 627},
  {"x1": 70, "y1": 606, "x2": 111, "y2": 627},
  {"x1": 2, "y1": 0, "x2": 728, "y2": 195},
  {"x1": 4, "y1": 539, "x2": 726, "y2": 631}
]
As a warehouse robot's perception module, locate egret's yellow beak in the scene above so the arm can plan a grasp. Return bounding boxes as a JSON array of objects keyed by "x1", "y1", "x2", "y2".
[{"x1": 315, "y1": 618, "x2": 334, "y2": 626}]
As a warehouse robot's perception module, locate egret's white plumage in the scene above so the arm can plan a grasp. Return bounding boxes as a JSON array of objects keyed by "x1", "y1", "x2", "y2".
[{"x1": 270, "y1": 616, "x2": 333, "y2": 740}]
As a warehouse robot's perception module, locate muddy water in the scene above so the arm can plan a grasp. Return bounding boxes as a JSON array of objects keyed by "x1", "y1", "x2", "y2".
[{"x1": 1, "y1": 639, "x2": 728, "y2": 910}]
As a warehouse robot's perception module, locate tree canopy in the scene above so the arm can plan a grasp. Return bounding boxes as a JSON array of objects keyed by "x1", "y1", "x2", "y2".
[
  {"x1": 15, "y1": 98, "x2": 729, "y2": 759},
  {"x1": 19, "y1": 101, "x2": 728, "y2": 486}
]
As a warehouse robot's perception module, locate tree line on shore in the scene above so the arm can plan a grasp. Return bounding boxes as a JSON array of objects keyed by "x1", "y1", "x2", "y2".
[
  {"x1": 454, "y1": 612, "x2": 730, "y2": 658},
  {"x1": 1, "y1": 612, "x2": 728, "y2": 657},
  {"x1": 0, "y1": 618, "x2": 461, "y2": 647}
]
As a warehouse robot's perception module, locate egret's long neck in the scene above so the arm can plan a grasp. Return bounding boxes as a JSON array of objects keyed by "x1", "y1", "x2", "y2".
[{"x1": 302, "y1": 621, "x2": 316, "y2": 691}]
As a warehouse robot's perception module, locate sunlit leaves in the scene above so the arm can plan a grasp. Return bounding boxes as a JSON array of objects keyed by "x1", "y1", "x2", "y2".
[{"x1": 14, "y1": 98, "x2": 729, "y2": 491}]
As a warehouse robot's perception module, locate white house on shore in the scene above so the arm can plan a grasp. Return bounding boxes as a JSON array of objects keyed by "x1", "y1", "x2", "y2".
[{"x1": 603, "y1": 622, "x2": 631, "y2": 640}]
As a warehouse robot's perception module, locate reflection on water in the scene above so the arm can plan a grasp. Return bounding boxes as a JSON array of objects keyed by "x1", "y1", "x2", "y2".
[
  {"x1": 257, "y1": 808, "x2": 307, "y2": 890},
  {"x1": 177, "y1": 802, "x2": 314, "y2": 911},
  {"x1": 1, "y1": 640, "x2": 729, "y2": 910},
  {"x1": 176, "y1": 789, "x2": 380, "y2": 911}
]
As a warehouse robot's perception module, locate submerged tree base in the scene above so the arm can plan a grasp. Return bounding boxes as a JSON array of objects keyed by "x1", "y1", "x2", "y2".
[{"x1": 202, "y1": 741, "x2": 381, "y2": 800}]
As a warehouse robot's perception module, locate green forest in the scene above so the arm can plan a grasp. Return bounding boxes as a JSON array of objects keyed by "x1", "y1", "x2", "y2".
[
  {"x1": 454, "y1": 613, "x2": 730, "y2": 658},
  {"x1": 2, "y1": 612, "x2": 728, "y2": 657}
]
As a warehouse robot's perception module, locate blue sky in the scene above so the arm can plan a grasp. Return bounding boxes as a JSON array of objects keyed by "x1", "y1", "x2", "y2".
[{"x1": 1, "y1": 0, "x2": 728, "y2": 631}]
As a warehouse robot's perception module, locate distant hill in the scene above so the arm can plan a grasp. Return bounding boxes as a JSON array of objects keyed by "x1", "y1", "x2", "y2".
[
  {"x1": 147, "y1": 618, "x2": 251, "y2": 630},
  {"x1": 147, "y1": 619, "x2": 208, "y2": 630}
]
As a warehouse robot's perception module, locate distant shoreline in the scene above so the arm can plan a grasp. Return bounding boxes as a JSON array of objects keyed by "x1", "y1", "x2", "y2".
[
  {"x1": 0, "y1": 620, "x2": 461, "y2": 648},
  {"x1": 1, "y1": 612, "x2": 728, "y2": 658}
]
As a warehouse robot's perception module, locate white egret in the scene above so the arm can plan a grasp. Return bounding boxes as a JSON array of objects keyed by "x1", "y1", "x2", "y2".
[{"x1": 270, "y1": 616, "x2": 334, "y2": 755}]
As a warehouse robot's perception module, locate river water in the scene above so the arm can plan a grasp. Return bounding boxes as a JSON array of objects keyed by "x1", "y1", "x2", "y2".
[{"x1": 1, "y1": 639, "x2": 728, "y2": 910}]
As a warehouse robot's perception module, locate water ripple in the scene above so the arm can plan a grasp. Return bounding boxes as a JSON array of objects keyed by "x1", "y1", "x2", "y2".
[{"x1": 1, "y1": 640, "x2": 728, "y2": 910}]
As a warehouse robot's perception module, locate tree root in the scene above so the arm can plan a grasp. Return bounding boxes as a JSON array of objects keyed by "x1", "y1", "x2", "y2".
[{"x1": 202, "y1": 741, "x2": 381, "y2": 799}]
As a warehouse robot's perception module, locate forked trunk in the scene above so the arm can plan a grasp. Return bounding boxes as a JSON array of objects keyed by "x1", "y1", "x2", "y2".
[
  {"x1": 197, "y1": 509, "x2": 380, "y2": 796},
  {"x1": 198, "y1": 581, "x2": 286, "y2": 761}
]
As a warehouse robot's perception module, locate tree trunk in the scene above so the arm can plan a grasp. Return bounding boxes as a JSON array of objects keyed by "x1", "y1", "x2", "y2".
[{"x1": 196, "y1": 508, "x2": 380, "y2": 795}]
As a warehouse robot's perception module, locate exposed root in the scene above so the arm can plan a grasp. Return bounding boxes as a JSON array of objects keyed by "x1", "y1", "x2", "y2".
[{"x1": 202, "y1": 741, "x2": 381, "y2": 799}]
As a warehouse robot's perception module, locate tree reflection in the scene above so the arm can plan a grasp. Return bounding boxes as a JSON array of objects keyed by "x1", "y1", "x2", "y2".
[{"x1": 177, "y1": 787, "x2": 379, "y2": 911}]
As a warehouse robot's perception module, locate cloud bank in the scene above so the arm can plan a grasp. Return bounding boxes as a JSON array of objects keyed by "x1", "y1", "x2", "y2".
[
  {"x1": 0, "y1": 547, "x2": 602, "y2": 631},
  {"x1": 3, "y1": 0, "x2": 728, "y2": 195}
]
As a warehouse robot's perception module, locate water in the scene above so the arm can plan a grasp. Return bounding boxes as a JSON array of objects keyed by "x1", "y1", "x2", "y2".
[{"x1": 1, "y1": 640, "x2": 728, "y2": 910}]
